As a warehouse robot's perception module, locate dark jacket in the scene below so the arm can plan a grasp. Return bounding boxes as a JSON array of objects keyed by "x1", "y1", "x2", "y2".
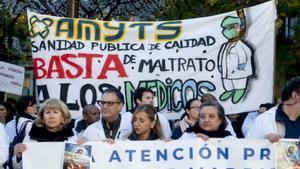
[
  {"x1": 29, "y1": 122, "x2": 75, "y2": 142},
  {"x1": 185, "y1": 124, "x2": 232, "y2": 138},
  {"x1": 171, "y1": 126, "x2": 184, "y2": 140},
  {"x1": 128, "y1": 131, "x2": 159, "y2": 141}
]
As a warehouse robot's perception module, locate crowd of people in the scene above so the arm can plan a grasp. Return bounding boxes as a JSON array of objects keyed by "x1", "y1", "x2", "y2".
[{"x1": 0, "y1": 76, "x2": 299, "y2": 168}]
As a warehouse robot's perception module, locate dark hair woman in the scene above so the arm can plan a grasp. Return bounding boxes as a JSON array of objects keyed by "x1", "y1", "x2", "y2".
[
  {"x1": 171, "y1": 98, "x2": 202, "y2": 139},
  {"x1": 5, "y1": 96, "x2": 37, "y2": 142},
  {"x1": 0, "y1": 101, "x2": 15, "y2": 124},
  {"x1": 180, "y1": 101, "x2": 234, "y2": 140}
]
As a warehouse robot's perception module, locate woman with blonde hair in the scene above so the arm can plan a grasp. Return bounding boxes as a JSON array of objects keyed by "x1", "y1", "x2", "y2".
[
  {"x1": 128, "y1": 104, "x2": 164, "y2": 141},
  {"x1": 13, "y1": 98, "x2": 76, "y2": 168}
]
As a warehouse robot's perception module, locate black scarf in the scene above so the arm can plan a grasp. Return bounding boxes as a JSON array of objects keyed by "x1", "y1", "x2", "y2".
[
  {"x1": 20, "y1": 112, "x2": 36, "y2": 120},
  {"x1": 186, "y1": 124, "x2": 231, "y2": 138},
  {"x1": 29, "y1": 122, "x2": 74, "y2": 142},
  {"x1": 128, "y1": 131, "x2": 159, "y2": 141},
  {"x1": 102, "y1": 115, "x2": 121, "y2": 139}
]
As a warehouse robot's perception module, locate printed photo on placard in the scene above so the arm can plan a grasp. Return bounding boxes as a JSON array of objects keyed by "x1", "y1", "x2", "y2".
[
  {"x1": 62, "y1": 142, "x2": 92, "y2": 169},
  {"x1": 276, "y1": 140, "x2": 300, "y2": 169}
]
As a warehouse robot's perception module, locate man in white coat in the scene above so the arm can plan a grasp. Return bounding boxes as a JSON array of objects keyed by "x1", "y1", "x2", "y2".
[
  {"x1": 246, "y1": 76, "x2": 300, "y2": 142},
  {"x1": 82, "y1": 88, "x2": 132, "y2": 141},
  {"x1": 73, "y1": 105, "x2": 100, "y2": 137}
]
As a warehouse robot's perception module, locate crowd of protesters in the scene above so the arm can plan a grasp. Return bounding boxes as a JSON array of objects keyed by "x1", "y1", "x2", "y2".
[{"x1": 0, "y1": 76, "x2": 299, "y2": 168}]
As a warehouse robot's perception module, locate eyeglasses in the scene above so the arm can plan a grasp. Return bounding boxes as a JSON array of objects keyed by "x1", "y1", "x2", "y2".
[
  {"x1": 98, "y1": 100, "x2": 121, "y2": 107},
  {"x1": 190, "y1": 106, "x2": 201, "y2": 110}
]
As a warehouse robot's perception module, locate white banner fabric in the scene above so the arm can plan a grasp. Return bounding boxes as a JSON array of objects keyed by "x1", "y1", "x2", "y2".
[
  {"x1": 23, "y1": 139, "x2": 275, "y2": 169},
  {"x1": 27, "y1": 1, "x2": 277, "y2": 119}
]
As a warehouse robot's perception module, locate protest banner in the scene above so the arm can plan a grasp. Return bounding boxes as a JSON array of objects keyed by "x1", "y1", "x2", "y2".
[
  {"x1": 23, "y1": 139, "x2": 275, "y2": 169},
  {"x1": 27, "y1": 1, "x2": 277, "y2": 119},
  {"x1": 0, "y1": 61, "x2": 25, "y2": 95}
]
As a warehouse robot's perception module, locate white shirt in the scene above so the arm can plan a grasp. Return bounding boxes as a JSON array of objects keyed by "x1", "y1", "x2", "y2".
[
  {"x1": 83, "y1": 112, "x2": 132, "y2": 141},
  {"x1": 157, "y1": 113, "x2": 172, "y2": 139},
  {"x1": 246, "y1": 106, "x2": 278, "y2": 139},
  {"x1": 0, "y1": 123, "x2": 9, "y2": 166},
  {"x1": 241, "y1": 111, "x2": 259, "y2": 136},
  {"x1": 5, "y1": 118, "x2": 16, "y2": 143},
  {"x1": 225, "y1": 116, "x2": 236, "y2": 137},
  {"x1": 5, "y1": 117, "x2": 34, "y2": 143}
]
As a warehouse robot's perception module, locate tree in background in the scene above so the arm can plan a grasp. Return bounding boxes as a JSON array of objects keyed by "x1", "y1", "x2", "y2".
[
  {"x1": 0, "y1": 0, "x2": 164, "y2": 63},
  {"x1": 275, "y1": 0, "x2": 300, "y2": 99},
  {"x1": 0, "y1": 1, "x2": 29, "y2": 63}
]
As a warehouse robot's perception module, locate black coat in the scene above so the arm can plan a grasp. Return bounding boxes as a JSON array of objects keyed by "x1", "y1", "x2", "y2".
[
  {"x1": 185, "y1": 124, "x2": 232, "y2": 138},
  {"x1": 29, "y1": 122, "x2": 75, "y2": 142}
]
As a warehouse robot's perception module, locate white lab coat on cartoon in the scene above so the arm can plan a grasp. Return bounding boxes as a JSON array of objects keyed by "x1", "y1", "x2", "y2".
[{"x1": 218, "y1": 40, "x2": 253, "y2": 81}]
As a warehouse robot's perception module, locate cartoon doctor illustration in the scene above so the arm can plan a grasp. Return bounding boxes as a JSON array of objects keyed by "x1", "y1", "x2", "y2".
[{"x1": 218, "y1": 10, "x2": 254, "y2": 104}]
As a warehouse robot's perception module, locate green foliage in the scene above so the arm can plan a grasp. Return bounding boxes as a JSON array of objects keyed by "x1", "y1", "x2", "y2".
[
  {"x1": 275, "y1": 18, "x2": 284, "y2": 29},
  {"x1": 0, "y1": 7, "x2": 31, "y2": 63},
  {"x1": 160, "y1": 0, "x2": 272, "y2": 20},
  {"x1": 277, "y1": 0, "x2": 300, "y2": 16},
  {"x1": 14, "y1": 15, "x2": 30, "y2": 38}
]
